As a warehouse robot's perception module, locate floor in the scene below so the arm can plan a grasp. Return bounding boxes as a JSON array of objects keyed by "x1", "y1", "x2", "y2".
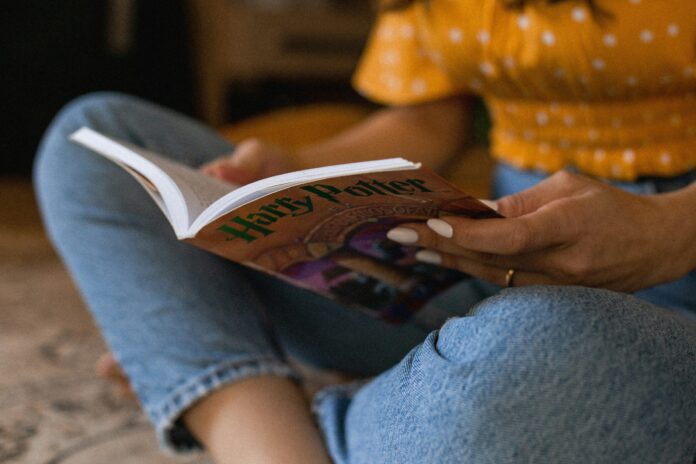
[{"x1": 0, "y1": 178, "x2": 209, "y2": 463}]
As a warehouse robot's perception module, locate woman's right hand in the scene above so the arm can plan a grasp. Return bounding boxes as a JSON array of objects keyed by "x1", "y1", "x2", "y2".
[{"x1": 200, "y1": 138, "x2": 297, "y2": 185}]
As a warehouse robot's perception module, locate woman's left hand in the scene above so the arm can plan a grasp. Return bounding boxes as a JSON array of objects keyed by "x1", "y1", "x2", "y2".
[{"x1": 387, "y1": 170, "x2": 694, "y2": 292}]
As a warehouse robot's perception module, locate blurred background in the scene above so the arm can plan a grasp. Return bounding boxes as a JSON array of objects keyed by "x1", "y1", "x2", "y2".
[
  {"x1": 2, "y1": 0, "x2": 376, "y2": 175},
  {"x1": 1, "y1": 1, "x2": 374, "y2": 462}
]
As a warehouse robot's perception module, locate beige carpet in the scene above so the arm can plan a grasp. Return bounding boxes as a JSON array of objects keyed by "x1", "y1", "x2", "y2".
[{"x1": 0, "y1": 178, "x2": 209, "y2": 464}]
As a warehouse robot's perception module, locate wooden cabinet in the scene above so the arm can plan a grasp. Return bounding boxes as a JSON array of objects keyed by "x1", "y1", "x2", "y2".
[{"x1": 187, "y1": 0, "x2": 373, "y2": 125}]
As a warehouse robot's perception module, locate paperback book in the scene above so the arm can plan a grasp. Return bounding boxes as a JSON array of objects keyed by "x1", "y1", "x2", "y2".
[{"x1": 70, "y1": 127, "x2": 500, "y2": 323}]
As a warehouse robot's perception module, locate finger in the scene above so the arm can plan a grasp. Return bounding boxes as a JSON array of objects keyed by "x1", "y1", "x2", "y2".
[
  {"x1": 387, "y1": 222, "x2": 571, "y2": 277},
  {"x1": 386, "y1": 222, "x2": 526, "y2": 267},
  {"x1": 426, "y1": 211, "x2": 568, "y2": 255},
  {"x1": 496, "y1": 170, "x2": 589, "y2": 218},
  {"x1": 387, "y1": 211, "x2": 569, "y2": 258},
  {"x1": 200, "y1": 157, "x2": 252, "y2": 184},
  {"x1": 202, "y1": 139, "x2": 268, "y2": 184},
  {"x1": 214, "y1": 166, "x2": 258, "y2": 185},
  {"x1": 211, "y1": 156, "x2": 259, "y2": 185},
  {"x1": 414, "y1": 250, "x2": 557, "y2": 287}
]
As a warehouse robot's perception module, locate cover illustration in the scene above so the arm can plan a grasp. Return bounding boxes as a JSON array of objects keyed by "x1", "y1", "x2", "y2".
[{"x1": 189, "y1": 167, "x2": 500, "y2": 323}]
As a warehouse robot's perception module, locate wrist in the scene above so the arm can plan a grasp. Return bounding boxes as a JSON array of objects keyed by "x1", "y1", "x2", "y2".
[{"x1": 653, "y1": 182, "x2": 696, "y2": 278}]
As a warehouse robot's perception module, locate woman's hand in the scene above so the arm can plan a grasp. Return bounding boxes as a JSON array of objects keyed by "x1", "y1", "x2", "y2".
[
  {"x1": 200, "y1": 138, "x2": 296, "y2": 185},
  {"x1": 387, "y1": 170, "x2": 695, "y2": 292}
]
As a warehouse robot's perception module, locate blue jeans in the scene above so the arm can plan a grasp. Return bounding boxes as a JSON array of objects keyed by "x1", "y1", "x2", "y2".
[{"x1": 34, "y1": 93, "x2": 696, "y2": 463}]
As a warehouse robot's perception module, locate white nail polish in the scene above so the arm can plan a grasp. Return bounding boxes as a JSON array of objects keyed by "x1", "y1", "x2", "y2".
[
  {"x1": 387, "y1": 227, "x2": 419, "y2": 244},
  {"x1": 479, "y1": 199, "x2": 499, "y2": 211},
  {"x1": 427, "y1": 219, "x2": 454, "y2": 238},
  {"x1": 415, "y1": 250, "x2": 442, "y2": 265}
]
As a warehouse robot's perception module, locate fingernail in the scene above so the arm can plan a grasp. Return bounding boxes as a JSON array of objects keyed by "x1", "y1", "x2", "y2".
[
  {"x1": 479, "y1": 199, "x2": 499, "y2": 211},
  {"x1": 387, "y1": 227, "x2": 419, "y2": 244},
  {"x1": 415, "y1": 250, "x2": 442, "y2": 265},
  {"x1": 427, "y1": 219, "x2": 453, "y2": 238}
]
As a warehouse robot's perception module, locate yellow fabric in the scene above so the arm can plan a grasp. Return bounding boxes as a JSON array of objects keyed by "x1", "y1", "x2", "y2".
[{"x1": 353, "y1": 0, "x2": 696, "y2": 180}]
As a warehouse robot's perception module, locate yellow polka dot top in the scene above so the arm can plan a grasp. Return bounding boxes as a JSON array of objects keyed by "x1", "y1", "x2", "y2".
[{"x1": 353, "y1": 0, "x2": 696, "y2": 180}]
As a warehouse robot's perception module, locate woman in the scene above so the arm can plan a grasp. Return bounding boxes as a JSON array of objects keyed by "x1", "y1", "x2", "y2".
[{"x1": 34, "y1": 0, "x2": 695, "y2": 462}]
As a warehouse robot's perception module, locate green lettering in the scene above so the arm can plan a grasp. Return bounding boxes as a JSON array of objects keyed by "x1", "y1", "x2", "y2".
[
  {"x1": 218, "y1": 217, "x2": 274, "y2": 243},
  {"x1": 404, "y1": 178, "x2": 433, "y2": 192},
  {"x1": 345, "y1": 186, "x2": 373, "y2": 197},
  {"x1": 388, "y1": 180, "x2": 416, "y2": 193},
  {"x1": 301, "y1": 184, "x2": 343, "y2": 204},
  {"x1": 275, "y1": 197, "x2": 301, "y2": 212},
  {"x1": 246, "y1": 212, "x2": 278, "y2": 226},
  {"x1": 259, "y1": 204, "x2": 288, "y2": 218},
  {"x1": 291, "y1": 196, "x2": 314, "y2": 216}
]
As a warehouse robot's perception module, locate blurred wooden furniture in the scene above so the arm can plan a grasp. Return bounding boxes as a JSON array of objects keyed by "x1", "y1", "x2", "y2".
[{"x1": 186, "y1": 0, "x2": 373, "y2": 125}]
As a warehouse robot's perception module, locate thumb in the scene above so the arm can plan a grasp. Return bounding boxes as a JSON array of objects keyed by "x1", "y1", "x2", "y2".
[
  {"x1": 226, "y1": 139, "x2": 266, "y2": 173},
  {"x1": 496, "y1": 170, "x2": 581, "y2": 218},
  {"x1": 203, "y1": 139, "x2": 266, "y2": 185}
]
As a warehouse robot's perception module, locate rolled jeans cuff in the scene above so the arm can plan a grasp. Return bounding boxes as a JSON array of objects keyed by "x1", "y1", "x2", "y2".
[{"x1": 149, "y1": 356, "x2": 297, "y2": 453}]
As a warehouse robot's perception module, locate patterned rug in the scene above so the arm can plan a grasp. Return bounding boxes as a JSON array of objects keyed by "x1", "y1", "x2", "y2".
[{"x1": 0, "y1": 179, "x2": 209, "y2": 464}]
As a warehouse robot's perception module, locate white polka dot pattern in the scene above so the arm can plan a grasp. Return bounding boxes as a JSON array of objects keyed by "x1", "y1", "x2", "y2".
[
  {"x1": 517, "y1": 15, "x2": 530, "y2": 30},
  {"x1": 352, "y1": 0, "x2": 696, "y2": 180},
  {"x1": 542, "y1": 31, "x2": 556, "y2": 46},
  {"x1": 603, "y1": 34, "x2": 617, "y2": 47},
  {"x1": 640, "y1": 30, "x2": 654, "y2": 43},
  {"x1": 480, "y1": 62, "x2": 496, "y2": 76},
  {"x1": 571, "y1": 7, "x2": 587, "y2": 22},
  {"x1": 477, "y1": 30, "x2": 490, "y2": 44},
  {"x1": 411, "y1": 79, "x2": 426, "y2": 94}
]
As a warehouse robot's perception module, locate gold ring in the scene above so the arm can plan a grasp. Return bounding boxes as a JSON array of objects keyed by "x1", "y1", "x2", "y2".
[{"x1": 505, "y1": 269, "x2": 516, "y2": 288}]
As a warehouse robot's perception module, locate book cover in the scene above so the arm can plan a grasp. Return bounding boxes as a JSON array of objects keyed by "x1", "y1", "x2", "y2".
[{"x1": 189, "y1": 167, "x2": 500, "y2": 323}]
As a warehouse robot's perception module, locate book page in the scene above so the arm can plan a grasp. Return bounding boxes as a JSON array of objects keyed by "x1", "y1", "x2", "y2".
[
  {"x1": 141, "y1": 152, "x2": 237, "y2": 226},
  {"x1": 120, "y1": 164, "x2": 172, "y2": 224},
  {"x1": 70, "y1": 128, "x2": 236, "y2": 233},
  {"x1": 70, "y1": 129, "x2": 420, "y2": 236},
  {"x1": 189, "y1": 158, "x2": 420, "y2": 235}
]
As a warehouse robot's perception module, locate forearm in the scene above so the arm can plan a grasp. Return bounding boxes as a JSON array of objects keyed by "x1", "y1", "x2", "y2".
[
  {"x1": 184, "y1": 376, "x2": 331, "y2": 464},
  {"x1": 294, "y1": 96, "x2": 473, "y2": 171}
]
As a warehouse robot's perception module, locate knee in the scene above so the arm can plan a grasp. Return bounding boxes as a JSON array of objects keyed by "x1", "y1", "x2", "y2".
[
  {"x1": 35, "y1": 92, "x2": 133, "y2": 173},
  {"x1": 418, "y1": 287, "x2": 695, "y2": 460},
  {"x1": 42, "y1": 92, "x2": 141, "y2": 150},
  {"x1": 52, "y1": 91, "x2": 140, "y2": 132},
  {"x1": 347, "y1": 287, "x2": 695, "y2": 461},
  {"x1": 432, "y1": 285, "x2": 692, "y2": 413},
  {"x1": 438, "y1": 285, "x2": 651, "y2": 368},
  {"x1": 33, "y1": 92, "x2": 139, "y2": 208}
]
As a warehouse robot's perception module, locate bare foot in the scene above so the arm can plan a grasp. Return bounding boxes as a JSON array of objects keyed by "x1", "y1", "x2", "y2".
[{"x1": 96, "y1": 352, "x2": 136, "y2": 400}]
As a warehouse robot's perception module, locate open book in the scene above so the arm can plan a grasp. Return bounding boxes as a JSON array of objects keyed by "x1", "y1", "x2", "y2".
[{"x1": 70, "y1": 127, "x2": 500, "y2": 323}]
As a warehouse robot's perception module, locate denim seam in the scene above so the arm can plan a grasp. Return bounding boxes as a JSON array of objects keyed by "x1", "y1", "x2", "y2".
[
  {"x1": 311, "y1": 379, "x2": 369, "y2": 415},
  {"x1": 149, "y1": 356, "x2": 296, "y2": 453},
  {"x1": 310, "y1": 380, "x2": 371, "y2": 464}
]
